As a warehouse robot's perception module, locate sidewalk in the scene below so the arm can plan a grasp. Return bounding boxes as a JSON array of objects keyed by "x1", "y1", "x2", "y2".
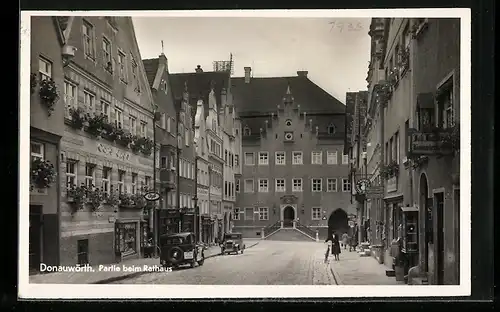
[
  {"x1": 29, "y1": 241, "x2": 259, "y2": 284},
  {"x1": 329, "y1": 247, "x2": 405, "y2": 285}
]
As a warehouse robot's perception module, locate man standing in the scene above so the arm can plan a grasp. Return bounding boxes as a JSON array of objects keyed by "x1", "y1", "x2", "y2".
[{"x1": 341, "y1": 232, "x2": 349, "y2": 250}]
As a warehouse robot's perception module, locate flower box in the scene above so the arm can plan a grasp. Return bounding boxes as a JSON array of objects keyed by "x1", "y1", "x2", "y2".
[
  {"x1": 38, "y1": 78, "x2": 60, "y2": 116},
  {"x1": 31, "y1": 158, "x2": 56, "y2": 189}
]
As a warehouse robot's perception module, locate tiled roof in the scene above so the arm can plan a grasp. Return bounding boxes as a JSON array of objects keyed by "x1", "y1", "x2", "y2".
[
  {"x1": 169, "y1": 71, "x2": 230, "y2": 119},
  {"x1": 231, "y1": 76, "x2": 346, "y2": 114},
  {"x1": 142, "y1": 58, "x2": 160, "y2": 88}
]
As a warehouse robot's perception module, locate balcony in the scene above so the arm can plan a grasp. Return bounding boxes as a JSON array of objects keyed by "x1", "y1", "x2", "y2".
[{"x1": 159, "y1": 168, "x2": 176, "y2": 190}]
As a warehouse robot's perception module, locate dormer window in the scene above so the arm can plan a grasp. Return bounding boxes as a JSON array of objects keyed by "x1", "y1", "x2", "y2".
[
  {"x1": 212, "y1": 120, "x2": 217, "y2": 131},
  {"x1": 243, "y1": 126, "x2": 251, "y2": 136},
  {"x1": 327, "y1": 123, "x2": 335, "y2": 135}
]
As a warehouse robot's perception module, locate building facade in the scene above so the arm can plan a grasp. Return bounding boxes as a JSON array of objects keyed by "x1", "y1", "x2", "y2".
[
  {"x1": 58, "y1": 16, "x2": 155, "y2": 265},
  {"x1": 29, "y1": 16, "x2": 67, "y2": 272},
  {"x1": 170, "y1": 67, "x2": 230, "y2": 241},
  {"x1": 232, "y1": 68, "x2": 352, "y2": 240},
  {"x1": 358, "y1": 18, "x2": 460, "y2": 285},
  {"x1": 142, "y1": 53, "x2": 179, "y2": 239}
]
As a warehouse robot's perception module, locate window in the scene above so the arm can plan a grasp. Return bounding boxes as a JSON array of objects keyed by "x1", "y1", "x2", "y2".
[
  {"x1": 311, "y1": 151, "x2": 322, "y2": 164},
  {"x1": 118, "y1": 50, "x2": 127, "y2": 81},
  {"x1": 160, "y1": 113, "x2": 166, "y2": 129},
  {"x1": 342, "y1": 153, "x2": 349, "y2": 165},
  {"x1": 30, "y1": 141, "x2": 44, "y2": 161},
  {"x1": 235, "y1": 155, "x2": 239, "y2": 167},
  {"x1": 258, "y1": 152, "x2": 269, "y2": 165},
  {"x1": 292, "y1": 178, "x2": 303, "y2": 192},
  {"x1": 312, "y1": 178, "x2": 322, "y2": 192},
  {"x1": 64, "y1": 81, "x2": 77, "y2": 111},
  {"x1": 258, "y1": 207, "x2": 269, "y2": 220},
  {"x1": 236, "y1": 179, "x2": 240, "y2": 193},
  {"x1": 129, "y1": 116, "x2": 136, "y2": 135},
  {"x1": 327, "y1": 124, "x2": 335, "y2": 135},
  {"x1": 66, "y1": 160, "x2": 77, "y2": 188},
  {"x1": 243, "y1": 127, "x2": 251, "y2": 136},
  {"x1": 244, "y1": 179, "x2": 254, "y2": 193},
  {"x1": 233, "y1": 208, "x2": 240, "y2": 220},
  {"x1": 82, "y1": 20, "x2": 95, "y2": 58},
  {"x1": 224, "y1": 182, "x2": 228, "y2": 197},
  {"x1": 395, "y1": 131, "x2": 400, "y2": 164},
  {"x1": 140, "y1": 122, "x2": 147, "y2": 137},
  {"x1": 258, "y1": 179, "x2": 269, "y2": 192},
  {"x1": 131, "y1": 57, "x2": 140, "y2": 92},
  {"x1": 161, "y1": 157, "x2": 167, "y2": 169},
  {"x1": 131, "y1": 173, "x2": 137, "y2": 194},
  {"x1": 84, "y1": 91, "x2": 95, "y2": 113},
  {"x1": 118, "y1": 170, "x2": 125, "y2": 193},
  {"x1": 85, "y1": 164, "x2": 95, "y2": 188},
  {"x1": 185, "y1": 129, "x2": 190, "y2": 146},
  {"x1": 244, "y1": 152, "x2": 254, "y2": 166},
  {"x1": 114, "y1": 108, "x2": 123, "y2": 129},
  {"x1": 327, "y1": 151, "x2": 338, "y2": 165},
  {"x1": 77, "y1": 239, "x2": 89, "y2": 265},
  {"x1": 342, "y1": 178, "x2": 351, "y2": 192},
  {"x1": 327, "y1": 178, "x2": 337, "y2": 192},
  {"x1": 101, "y1": 100, "x2": 110, "y2": 120},
  {"x1": 38, "y1": 57, "x2": 52, "y2": 80},
  {"x1": 437, "y1": 78, "x2": 455, "y2": 128},
  {"x1": 275, "y1": 179, "x2": 285, "y2": 192},
  {"x1": 292, "y1": 151, "x2": 303, "y2": 165},
  {"x1": 166, "y1": 117, "x2": 171, "y2": 133},
  {"x1": 145, "y1": 176, "x2": 151, "y2": 189},
  {"x1": 275, "y1": 152, "x2": 285, "y2": 165},
  {"x1": 244, "y1": 207, "x2": 254, "y2": 220},
  {"x1": 102, "y1": 37, "x2": 112, "y2": 71},
  {"x1": 312, "y1": 207, "x2": 322, "y2": 220},
  {"x1": 102, "y1": 167, "x2": 111, "y2": 195}
]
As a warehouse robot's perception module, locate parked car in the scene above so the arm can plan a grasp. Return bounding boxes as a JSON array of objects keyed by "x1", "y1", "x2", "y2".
[
  {"x1": 220, "y1": 232, "x2": 245, "y2": 255},
  {"x1": 159, "y1": 232, "x2": 205, "y2": 269}
]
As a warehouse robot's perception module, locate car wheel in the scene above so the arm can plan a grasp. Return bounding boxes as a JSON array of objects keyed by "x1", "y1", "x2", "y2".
[
  {"x1": 168, "y1": 247, "x2": 184, "y2": 265},
  {"x1": 190, "y1": 260, "x2": 196, "y2": 268},
  {"x1": 241, "y1": 249, "x2": 244, "y2": 254},
  {"x1": 198, "y1": 256, "x2": 205, "y2": 266}
]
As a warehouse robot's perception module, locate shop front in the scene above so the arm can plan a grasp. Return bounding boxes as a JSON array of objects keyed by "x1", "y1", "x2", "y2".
[
  {"x1": 160, "y1": 209, "x2": 181, "y2": 235},
  {"x1": 114, "y1": 218, "x2": 147, "y2": 262},
  {"x1": 201, "y1": 216, "x2": 211, "y2": 243}
]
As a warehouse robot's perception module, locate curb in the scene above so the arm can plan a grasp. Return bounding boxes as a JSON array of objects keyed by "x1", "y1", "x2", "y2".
[
  {"x1": 329, "y1": 266, "x2": 344, "y2": 285},
  {"x1": 93, "y1": 241, "x2": 260, "y2": 284}
]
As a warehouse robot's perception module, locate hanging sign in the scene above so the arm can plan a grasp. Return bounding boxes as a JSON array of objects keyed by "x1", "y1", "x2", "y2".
[
  {"x1": 355, "y1": 178, "x2": 371, "y2": 195},
  {"x1": 144, "y1": 192, "x2": 161, "y2": 201}
]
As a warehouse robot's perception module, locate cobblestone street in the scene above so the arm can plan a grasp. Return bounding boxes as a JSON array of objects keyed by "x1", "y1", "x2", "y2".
[{"x1": 111, "y1": 241, "x2": 336, "y2": 285}]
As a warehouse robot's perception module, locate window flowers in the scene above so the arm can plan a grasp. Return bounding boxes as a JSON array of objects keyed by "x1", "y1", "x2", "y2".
[
  {"x1": 30, "y1": 158, "x2": 56, "y2": 189},
  {"x1": 379, "y1": 160, "x2": 400, "y2": 180},
  {"x1": 38, "y1": 78, "x2": 60, "y2": 116}
]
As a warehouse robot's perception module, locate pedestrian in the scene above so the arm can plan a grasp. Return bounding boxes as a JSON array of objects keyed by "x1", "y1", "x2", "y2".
[
  {"x1": 342, "y1": 232, "x2": 349, "y2": 250},
  {"x1": 332, "y1": 234, "x2": 341, "y2": 261},
  {"x1": 324, "y1": 235, "x2": 333, "y2": 263},
  {"x1": 349, "y1": 235, "x2": 357, "y2": 252}
]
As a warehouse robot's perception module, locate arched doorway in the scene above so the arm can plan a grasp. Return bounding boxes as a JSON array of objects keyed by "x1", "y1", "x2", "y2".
[
  {"x1": 283, "y1": 206, "x2": 295, "y2": 227},
  {"x1": 419, "y1": 173, "x2": 430, "y2": 272},
  {"x1": 328, "y1": 209, "x2": 349, "y2": 238}
]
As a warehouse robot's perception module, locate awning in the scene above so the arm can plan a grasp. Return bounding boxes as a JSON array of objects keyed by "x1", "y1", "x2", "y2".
[{"x1": 416, "y1": 92, "x2": 435, "y2": 109}]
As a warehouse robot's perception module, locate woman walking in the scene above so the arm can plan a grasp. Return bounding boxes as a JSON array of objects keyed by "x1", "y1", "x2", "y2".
[{"x1": 332, "y1": 234, "x2": 341, "y2": 261}]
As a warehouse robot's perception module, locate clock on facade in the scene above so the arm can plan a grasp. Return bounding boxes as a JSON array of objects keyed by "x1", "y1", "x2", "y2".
[
  {"x1": 285, "y1": 119, "x2": 292, "y2": 126},
  {"x1": 284, "y1": 132, "x2": 294, "y2": 141}
]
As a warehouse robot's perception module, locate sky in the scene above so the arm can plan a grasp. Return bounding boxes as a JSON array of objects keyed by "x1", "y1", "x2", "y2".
[{"x1": 133, "y1": 17, "x2": 371, "y2": 103}]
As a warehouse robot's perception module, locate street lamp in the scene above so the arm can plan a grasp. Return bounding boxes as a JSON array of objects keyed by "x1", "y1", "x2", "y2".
[
  {"x1": 175, "y1": 98, "x2": 183, "y2": 233},
  {"x1": 152, "y1": 103, "x2": 159, "y2": 257}
]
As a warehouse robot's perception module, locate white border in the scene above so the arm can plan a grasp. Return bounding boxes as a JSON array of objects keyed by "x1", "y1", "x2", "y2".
[{"x1": 19, "y1": 8, "x2": 471, "y2": 299}]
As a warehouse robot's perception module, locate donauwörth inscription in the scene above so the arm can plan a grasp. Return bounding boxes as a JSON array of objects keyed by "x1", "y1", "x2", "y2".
[{"x1": 97, "y1": 143, "x2": 131, "y2": 162}]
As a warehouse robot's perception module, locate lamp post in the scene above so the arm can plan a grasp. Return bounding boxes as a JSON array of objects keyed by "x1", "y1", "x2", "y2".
[
  {"x1": 176, "y1": 98, "x2": 183, "y2": 233},
  {"x1": 359, "y1": 151, "x2": 368, "y2": 245},
  {"x1": 193, "y1": 153, "x2": 199, "y2": 243}
]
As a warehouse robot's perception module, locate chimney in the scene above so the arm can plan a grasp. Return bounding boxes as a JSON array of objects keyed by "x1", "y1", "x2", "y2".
[
  {"x1": 297, "y1": 71, "x2": 308, "y2": 78},
  {"x1": 159, "y1": 53, "x2": 168, "y2": 72},
  {"x1": 195, "y1": 65, "x2": 203, "y2": 73},
  {"x1": 244, "y1": 67, "x2": 251, "y2": 83}
]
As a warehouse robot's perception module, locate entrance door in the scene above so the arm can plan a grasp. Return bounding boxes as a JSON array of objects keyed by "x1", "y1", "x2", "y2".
[
  {"x1": 29, "y1": 205, "x2": 42, "y2": 273},
  {"x1": 434, "y1": 192, "x2": 445, "y2": 285},
  {"x1": 283, "y1": 206, "x2": 295, "y2": 227},
  {"x1": 454, "y1": 188, "x2": 460, "y2": 283}
]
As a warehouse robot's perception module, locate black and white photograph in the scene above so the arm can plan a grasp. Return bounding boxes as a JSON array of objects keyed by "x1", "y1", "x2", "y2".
[{"x1": 19, "y1": 9, "x2": 471, "y2": 299}]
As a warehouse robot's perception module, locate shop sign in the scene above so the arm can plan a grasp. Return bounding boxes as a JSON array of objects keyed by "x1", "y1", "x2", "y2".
[
  {"x1": 409, "y1": 129, "x2": 454, "y2": 156},
  {"x1": 97, "y1": 142, "x2": 131, "y2": 162},
  {"x1": 348, "y1": 220, "x2": 355, "y2": 228},
  {"x1": 355, "y1": 178, "x2": 371, "y2": 195},
  {"x1": 366, "y1": 185, "x2": 384, "y2": 199},
  {"x1": 144, "y1": 192, "x2": 161, "y2": 201}
]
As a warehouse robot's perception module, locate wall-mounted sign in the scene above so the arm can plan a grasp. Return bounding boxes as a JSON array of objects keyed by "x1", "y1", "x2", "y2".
[
  {"x1": 144, "y1": 192, "x2": 161, "y2": 201},
  {"x1": 355, "y1": 178, "x2": 371, "y2": 194},
  {"x1": 97, "y1": 143, "x2": 131, "y2": 162},
  {"x1": 409, "y1": 129, "x2": 454, "y2": 156}
]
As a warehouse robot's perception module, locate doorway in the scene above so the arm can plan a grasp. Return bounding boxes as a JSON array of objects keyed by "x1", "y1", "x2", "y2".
[
  {"x1": 328, "y1": 209, "x2": 348, "y2": 238},
  {"x1": 29, "y1": 205, "x2": 42, "y2": 273},
  {"x1": 434, "y1": 192, "x2": 445, "y2": 285},
  {"x1": 283, "y1": 206, "x2": 295, "y2": 227},
  {"x1": 454, "y1": 188, "x2": 460, "y2": 283},
  {"x1": 419, "y1": 173, "x2": 430, "y2": 271}
]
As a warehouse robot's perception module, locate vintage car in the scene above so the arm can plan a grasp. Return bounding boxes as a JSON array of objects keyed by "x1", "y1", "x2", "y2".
[
  {"x1": 159, "y1": 232, "x2": 205, "y2": 268},
  {"x1": 220, "y1": 232, "x2": 245, "y2": 255}
]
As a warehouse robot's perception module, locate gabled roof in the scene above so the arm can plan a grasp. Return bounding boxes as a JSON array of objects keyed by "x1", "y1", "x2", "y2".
[
  {"x1": 142, "y1": 58, "x2": 160, "y2": 88},
  {"x1": 231, "y1": 76, "x2": 346, "y2": 114},
  {"x1": 169, "y1": 71, "x2": 230, "y2": 118}
]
